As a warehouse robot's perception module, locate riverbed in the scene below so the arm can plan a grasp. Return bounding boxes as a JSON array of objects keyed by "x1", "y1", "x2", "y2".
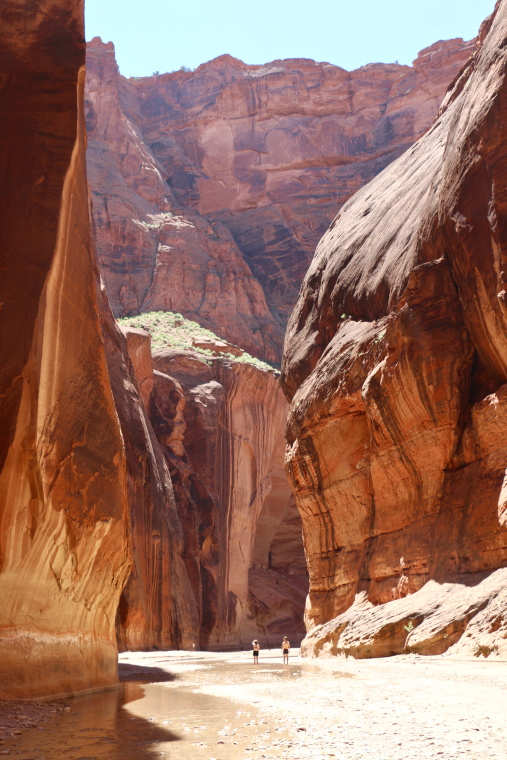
[{"x1": 1, "y1": 650, "x2": 506, "y2": 759}]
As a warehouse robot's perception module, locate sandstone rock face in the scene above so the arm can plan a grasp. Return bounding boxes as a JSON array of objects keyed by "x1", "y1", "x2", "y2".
[
  {"x1": 85, "y1": 40, "x2": 282, "y2": 364},
  {"x1": 0, "y1": 1, "x2": 131, "y2": 698},
  {"x1": 101, "y1": 319, "x2": 201, "y2": 653},
  {"x1": 282, "y1": 1, "x2": 507, "y2": 659},
  {"x1": 118, "y1": 330, "x2": 307, "y2": 649},
  {"x1": 86, "y1": 37, "x2": 473, "y2": 363}
]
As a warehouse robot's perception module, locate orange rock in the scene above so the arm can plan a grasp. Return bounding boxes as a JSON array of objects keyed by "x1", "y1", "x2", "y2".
[
  {"x1": 85, "y1": 40, "x2": 282, "y2": 364},
  {"x1": 85, "y1": 37, "x2": 473, "y2": 363},
  {"x1": 282, "y1": 2, "x2": 507, "y2": 658},
  {"x1": 0, "y1": 1, "x2": 131, "y2": 697},
  {"x1": 121, "y1": 326, "x2": 155, "y2": 410},
  {"x1": 153, "y1": 349, "x2": 308, "y2": 647},
  {"x1": 115, "y1": 336, "x2": 307, "y2": 649},
  {"x1": 103, "y1": 323, "x2": 200, "y2": 651}
]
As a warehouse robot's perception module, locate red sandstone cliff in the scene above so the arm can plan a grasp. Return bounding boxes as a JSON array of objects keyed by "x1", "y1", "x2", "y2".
[
  {"x1": 86, "y1": 37, "x2": 474, "y2": 363},
  {"x1": 0, "y1": 0, "x2": 131, "y2": 698},
  {"x1": 282, "y1": 0, "x2": 507, "y2": 659},
  {"x1": 0, "y1": 0, "x2": 308, "y2": 694},
  {"x1": 118, "y1": 327, "x2": 307, "y2": 649},
  {"x1": 85, "y1": 41, "x2": 283, "y2": 364},
  {"x1": 102, "y1": 319, "x2": 202, "y2": 652}
]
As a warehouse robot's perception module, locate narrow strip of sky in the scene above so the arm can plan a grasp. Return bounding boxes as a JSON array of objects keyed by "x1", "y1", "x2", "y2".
[{"x1": 85, "y1": 0, "x2": 496, "y2": 78}]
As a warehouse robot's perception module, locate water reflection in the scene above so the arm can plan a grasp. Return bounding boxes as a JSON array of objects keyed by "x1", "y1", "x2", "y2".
[
  {"x1": 3, "y1": 682, "x2": 180, "y2": 760},
  {"x1": 3, "y1": 661, "x2": 297, "y2": 760}
]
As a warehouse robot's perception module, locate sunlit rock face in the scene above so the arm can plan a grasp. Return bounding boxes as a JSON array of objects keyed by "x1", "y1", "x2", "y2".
[
  {"x1": 282, "y1": 1, "x2": 507, "y2": 659},
  {"x1": 0, "y1": 0, "x2": 131, "y2": 698},
  {"x1": 119, "y1": 329, "x2": 308, "y2": 649},
  {"x1": 85, "y1": 37, "x2": 473, "y2": 364},
  {"x1": 85, "y1": 40, "x2": 282, "y2": 364}
]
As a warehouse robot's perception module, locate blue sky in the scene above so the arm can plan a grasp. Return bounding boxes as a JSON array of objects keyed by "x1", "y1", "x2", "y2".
[{"x1": 85, "y1": 0, "x2": 496, "y2": 78}]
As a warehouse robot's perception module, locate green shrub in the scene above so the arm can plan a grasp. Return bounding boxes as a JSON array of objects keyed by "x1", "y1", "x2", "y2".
[{"x1": 118, "y1": 310, "x2": 277, "y2": 372}]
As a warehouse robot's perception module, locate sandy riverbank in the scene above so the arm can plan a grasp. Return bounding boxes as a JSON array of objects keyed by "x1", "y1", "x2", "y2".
[
  {"x1": 2, "y1": 650, "x2": 506, "y2": 759},
  {"x1": 120, "y1": 649, "x2": 507, "y2": 760}
]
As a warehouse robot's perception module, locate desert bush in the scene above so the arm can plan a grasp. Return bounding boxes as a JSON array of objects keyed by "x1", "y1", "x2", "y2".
[{"x1": 118, "y1": 310, "x2": 276, "y2": 372}]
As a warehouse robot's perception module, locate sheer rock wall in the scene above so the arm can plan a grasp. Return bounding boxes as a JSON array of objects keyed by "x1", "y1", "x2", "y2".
[
  {"x1": 85, "y1": 40, "x2": 282, "y2": 364},
  {"x1": 85, "y1": 37, "x2": 473, "y2": 363},
  {"x1": 282, "y1": 0, "x2": 507, "y2": 659},
  {"x1": 120, "y1": 329, "x2": 307, "y2": 649},
  {"x1": 104, "y1": 322, "x2": 201, "y2": 652},
  {"x1": 0, "y1": 0, "x2": 131, "y2": 698}
]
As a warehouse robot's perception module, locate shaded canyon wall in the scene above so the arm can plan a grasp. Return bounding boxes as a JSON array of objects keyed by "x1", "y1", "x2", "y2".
[
  {"x1": 0, "y1": 0, "x2": 132, "y2": 698},
  {"x1": 118, "y1": 329, "x2": 307, "y2": 649},
  {"x1": 282, "y1": 0, "x2": 507, "y2": 659}
]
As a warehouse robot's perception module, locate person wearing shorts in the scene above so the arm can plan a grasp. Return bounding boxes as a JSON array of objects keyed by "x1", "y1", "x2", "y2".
[
  {"x1": 252, "y1": 639, "x2": 260, "y2": 664},
  {"x1": 282, "y1": 636, "x2": 290, "y2": 663}
]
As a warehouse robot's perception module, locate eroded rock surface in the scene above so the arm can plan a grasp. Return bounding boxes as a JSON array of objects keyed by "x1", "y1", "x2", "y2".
[
  {"x1": 0, "y1": 0, "x2": 131, "y2": 698},
  {"x1": 282, "y1": 1, "x2": 507, "y2": 658},
  {"x1": 104, "y1": 319, "x2": 201, "y2": 652},
  {"x1": 85, "y1": 40, "x2": 282, "y2": 363},
  {"x1": 86, "y1": 37, "x2": 473, "y2": 362},
  {"x1": 118, "y1": 329, "x2": 307, "y2": 649}
]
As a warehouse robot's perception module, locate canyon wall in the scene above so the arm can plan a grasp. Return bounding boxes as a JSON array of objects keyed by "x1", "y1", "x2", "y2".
[
  {"x1": 86, "y1": 37, "x2": 474, "y2": 363},
  {"x1": 102, "y1": 318, "x2": 202, "y2": 652},
  {"x1": 119, "y1": 329, "x2": 307, "y2": 649},
  {"x1": 0, "y1": 0, "x2": 132, "y2": 698},
  {"x1": 85, "y1": 41, "x2": 283, "y2": 364},
  {"x1": 282, "y1": 0, "x2": 507, "y2": 659}
]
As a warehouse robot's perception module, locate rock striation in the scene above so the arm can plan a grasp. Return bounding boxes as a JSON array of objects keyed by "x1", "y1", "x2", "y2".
[
  {"x1": 282, "y1": 0, "x2": 507, "y2": 659},
  {"x1": 0, "y1": 0, "x2": 132, "y2": 698},
  {"x1": 86, "y1": 37, "x2": 474, "y2": 363},
  {"x1": 85, "y1": 40, "x2": 283, "y2": 364},
  {"x1": 117, "y1": 326, "x2": 307, "y2": 649},
  {"x1": 103, "y1": 319, "x2": 201, "y2": 652}
]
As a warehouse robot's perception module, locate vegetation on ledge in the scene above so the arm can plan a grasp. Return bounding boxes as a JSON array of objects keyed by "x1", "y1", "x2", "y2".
[{"x1": 118, "y1": 311, "x2": 277, "y2": 372}]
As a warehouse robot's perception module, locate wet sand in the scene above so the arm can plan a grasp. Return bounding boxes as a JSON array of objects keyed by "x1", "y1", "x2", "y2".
[{"x1": 1, "y1": 650, "x2": 507, "y2": 759}]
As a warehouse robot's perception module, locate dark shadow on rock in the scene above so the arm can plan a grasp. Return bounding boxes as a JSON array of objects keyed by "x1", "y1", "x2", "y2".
[
  {"x1": 432, "y1": 570, "x2": 496, "y2": 588},
  {"x1": 118, "y1": 663, "x2": 179, "y2": 682}
]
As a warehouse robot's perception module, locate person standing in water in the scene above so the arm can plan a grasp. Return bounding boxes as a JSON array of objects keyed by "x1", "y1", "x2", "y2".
[
  {"x1": 252, "y1": 639, "x2": 260, "y2": 664},
  {"x1": 281, "y1": 636, "x2": 290, "y2": 663}
]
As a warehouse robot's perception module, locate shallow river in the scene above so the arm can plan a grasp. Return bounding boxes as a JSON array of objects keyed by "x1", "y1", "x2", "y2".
[
  {"x1": 3, "y1": 653, "x2": 302, "y2": 760},
  {"x1": 4, "y1": 651, "x2": 507, "y2": 760}
]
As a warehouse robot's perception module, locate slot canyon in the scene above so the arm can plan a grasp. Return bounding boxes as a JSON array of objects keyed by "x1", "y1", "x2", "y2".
[{"x1": 2, "y1": 0, "x2": 507, "y2": 741}]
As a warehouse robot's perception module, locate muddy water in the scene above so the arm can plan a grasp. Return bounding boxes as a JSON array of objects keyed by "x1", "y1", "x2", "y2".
[{"x1": 2, "y1": 655, "x2": 299, "y2": 760}]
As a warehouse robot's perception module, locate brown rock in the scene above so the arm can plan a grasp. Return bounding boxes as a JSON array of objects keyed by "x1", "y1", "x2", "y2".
[
  {"x1": 282, "y1": 1, "x2": 507, "y2": 657},
  {"x1": 0, "y1": 0, "x2": 131, "y2": 697},
  {"x1": 85, "y1": 40, "x2": 283, "y2": 364},
  {"x1": 86, "y1": 37, "x2": 473, "y2": 363},
  {"x1": 154, "y1": 350, "x2": 307, "y2": 647},
  {"x1": 191, "y1": 337, "x2": 244, "y2": 357},
  {"x1": 121, "y1": 326, "x2": 155, "y2": 410},
  {"x1": 115, "y1": 336, "x2": 307, "y2": 649},
  {"x1": 104, "y1": 320, "x2": 200, "y2": 651}
]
